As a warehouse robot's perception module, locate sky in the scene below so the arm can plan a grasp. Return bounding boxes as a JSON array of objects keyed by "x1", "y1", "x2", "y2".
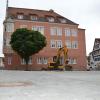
[{"x1": 0, "y1": 0, "x2": 100, "y2": 56}]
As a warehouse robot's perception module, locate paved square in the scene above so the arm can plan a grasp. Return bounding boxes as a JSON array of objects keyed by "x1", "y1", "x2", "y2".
[{"x1": 0, "y1": 70, "x2": 100, "y2": 100}]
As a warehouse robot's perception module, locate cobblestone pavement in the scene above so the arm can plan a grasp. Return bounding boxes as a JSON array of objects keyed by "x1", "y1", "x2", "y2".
[{"x1": 0, "y1": 70, "x2": 100, "y2": 100}]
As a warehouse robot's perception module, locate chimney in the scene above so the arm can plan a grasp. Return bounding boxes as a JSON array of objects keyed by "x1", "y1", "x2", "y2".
[{"x1": 49, "y1": 9, "x2": 54, "y2": 13}]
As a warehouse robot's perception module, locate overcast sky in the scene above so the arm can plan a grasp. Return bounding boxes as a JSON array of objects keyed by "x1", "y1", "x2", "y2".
[{"x1": 0, "y1": 0, "x2": 100, "y2": 56}]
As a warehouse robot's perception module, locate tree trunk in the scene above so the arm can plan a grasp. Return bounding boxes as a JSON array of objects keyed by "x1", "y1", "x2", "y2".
[
  {"x1": 25, "y1": 57, "x2": 29, "y2": 71},
  {"x1": 25, "y1": 63, "x2": 28, "y2": 71}
]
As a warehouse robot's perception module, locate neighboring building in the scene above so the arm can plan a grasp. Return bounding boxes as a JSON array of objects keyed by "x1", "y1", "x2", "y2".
[
  {"x1": 89, "y1": 38, "x2": 100, "y2": 70},
  {"x1": 3, "y1": 7, "x2": 87, "y2": 70}
]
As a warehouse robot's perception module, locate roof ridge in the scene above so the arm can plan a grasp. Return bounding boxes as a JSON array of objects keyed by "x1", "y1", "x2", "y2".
[
  {"x1": 8, "y1": 7, "x2": 53, "y2": 13},
  {"x1": 95, "y1": 38, "x2": 100, "y2": 39}
]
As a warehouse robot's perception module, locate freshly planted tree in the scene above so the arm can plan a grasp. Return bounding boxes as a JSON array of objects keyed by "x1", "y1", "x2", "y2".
[{"x1": 10, "y1": 28, "x2": 47, "y2": 70}]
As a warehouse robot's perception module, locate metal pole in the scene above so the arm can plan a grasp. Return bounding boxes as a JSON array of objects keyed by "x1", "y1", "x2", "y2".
[{"x1": 6, "y1": 0, "x2": 9, "y2": 18}]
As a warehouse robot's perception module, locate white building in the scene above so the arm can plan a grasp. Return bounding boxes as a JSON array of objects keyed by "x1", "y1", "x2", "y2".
[{"x1": 89, "y1": 38, "x2": 100, "y2": 70}]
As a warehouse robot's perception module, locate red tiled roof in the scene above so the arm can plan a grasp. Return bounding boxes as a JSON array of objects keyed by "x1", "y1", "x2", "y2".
[{"x1": 7, "y1": 7, "x2": 78, "y2": 25}]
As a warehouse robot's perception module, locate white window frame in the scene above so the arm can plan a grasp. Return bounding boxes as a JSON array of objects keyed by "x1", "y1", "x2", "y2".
[
  {"x1": 50, "y1": 27, "x2": 62, "y2": 36},
  {"x1": 21, "y1": 58, "x2": 26, "y2": 65},
  {"x1": 6, "y1": 23, "x2": 14, "y2": 32},
  {"x1": 30, "y1": 16, "x2": 37, "y2": 21},
  {"x1": 37, "y1": 57, "x2": 48, "y2": 64},
  {"x1": 72, "y1": 41, "x2": 78, "y2": 49},
  {"x1": 71, "y1": 58, "x2": 77, "y2": 64},
  {"x1": 32, "y1": 26, "x2": 44, "y2": 35},
  {"x1": 37, "y1": 57, "x2": 42, "y2": 64},
  {"x1": 60, "y1": 18, "x2": 66, "y2": 23},
  {"x1": 68, "y1": 58, "x2": 77, "y2": 64},
  {"x1": 28, "y1": 57, "x2": 32, "y2": 65},
  {"x1": 56, "y1": 40, "x2": 62, "y2": 48},
  {"x1": 50, "y1": 27, "x2": 56, "y2": 35},
  {"x1": 57, "y1": 28, "x2": 62, "y2": 36},
  {"x1": 59, "y1": 57, "x2": 64, "y2": 65},
  {"x1": 48, "y1": 17, "x2": 54, "y2": 22},
  {"x1": 17, "y1": 14, "x2": 23, "y2": 19},
  {"x1": 21, "y1": 57, "x2": 32, "y2": 65},
  {"x1": 50, "y1": 40, "x2": 56, "y2": 48},
  {"x1": 65, "y1": 28, "x2": 71, "y2": 37},
  {"x1": 65, "y1": 40, "x2": 71, "y2": 48},
  {"x1": 71, "y1": 29, "x2": 78, "y2": 37},
  {"x1": 6, "y1": 38, "x2": 10, "y2": 46},
  {"x1": 43, "y1": 57, "x2": 48, "y2": 64},
  {"x1": 8, "y1": 57, "x2": 12, "y2": 65}
]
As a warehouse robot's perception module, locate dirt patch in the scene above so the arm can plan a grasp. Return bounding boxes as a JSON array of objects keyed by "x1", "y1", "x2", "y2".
[{"x1": 0, "y1": 81, "x2": 33, "y2": 87}]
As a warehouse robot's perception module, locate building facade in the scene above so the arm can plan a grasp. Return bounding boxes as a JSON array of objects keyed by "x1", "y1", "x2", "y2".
[
  {"x1": 3, "y1": 7, "x2": 87, "y2": 70},
  {"x1": 89, "y1": 38, "x2": 100, "y2": 70}
]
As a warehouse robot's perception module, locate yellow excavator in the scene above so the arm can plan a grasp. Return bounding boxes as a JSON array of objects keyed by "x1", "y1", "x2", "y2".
[{"x1": 48, "y1": 45, "x2": 69, "y2": 70}]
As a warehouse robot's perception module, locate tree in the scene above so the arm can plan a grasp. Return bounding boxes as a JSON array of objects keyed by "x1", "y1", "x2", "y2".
[{"x1": 10, "y1": 28, "x2": 47, "y2": 70}]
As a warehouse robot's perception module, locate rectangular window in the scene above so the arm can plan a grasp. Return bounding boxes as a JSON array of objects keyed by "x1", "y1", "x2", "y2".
[
  {"x1": 32, "y1": 26, "x2": 37, "y2": 31},
  {"x1": 21, "y1": 58, "x2": 26, "y2": 65},
  {"x1": 57, "y1": 28, "x2": 62, "y2": 36},
  {"x1": 6, "y1": 23, "x2": 14, "y2": 32},
  {"x1": 71, "y1": 58, "x2": 77, "y2": 64},
  {"x1": 6, "y1": 38, "x2": 10, "y2": 46},
  {"x1": 43, "y1": 57, "x2": 48, "y2": 64},
  {"x1": 37, "y1": 57, "x2": 42, "y2": 64},
  {"x1": 50, "y1": 27, "x2": 62, "y2": 36},
  {"x1": 17, "y1": 14, "x2": 23, "y2": 19},
  {"x1": 72, "y1": 41, "x2": 78, "y2": 49},
  {"x1": 71, "y1": 29, "x2": 78, "y2": 37},
  {"x1": 59, "y1": 18, "x2": 66, "y2": 23},
  {"x1": 28, "y1": 57, "x2": 32, "y2": 65},
  {"x1": 32, "y1": 26, "x2": 44, "y2": 35},
  {"x1": 50, "y1": 27, "x2": 56, "y2": 35},
  {"x1": 59, "y1": 57, "x2": 64, "y2": 65},
  {"x1": 68, "y1": 58, "x2": 71, "y2": 64},
  {"x1": 94, "y1": 44, "x2": 100, "y2": 50},
  {"x1": 94, "y1": 56, "x2": 100, "y2": 61},
  {"x1": 56, "y1": 40, "x2": 62, "y2": 48},
  {"x1": 68, "y1": 58, "x2": 77, "y2": 64},
  {"x1": 8, "y1": 57, "x2": 12, "y2": 65},
  {"x1": 21, "y1": 57, "x2": 32, "y2": 65},
  {"x1": 47, "y1": 17, "x2": 54, "y2": 22},
  {"x1": 50, "y1": 40, "x2": 56, "y2": 48},
  {"x1": 65, "y1": 40, "x2": 71, "y2": 48},
  {"x1": 65, "y1": 28, "x2": 71, "y2": 36},
  {"x1": 30, "y1": 16, "x2": 37, "y2": 21},
  {"x1": 37, "y1": 57, "x2": 48, "y2": 64}
]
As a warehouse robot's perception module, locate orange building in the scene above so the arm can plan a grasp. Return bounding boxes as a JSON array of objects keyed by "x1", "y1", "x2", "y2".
[{"x1": 3, "y1": 7, "x2": 87, "y2": 70}]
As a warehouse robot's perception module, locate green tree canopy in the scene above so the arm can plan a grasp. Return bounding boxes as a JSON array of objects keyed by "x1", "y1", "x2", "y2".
[{"x1": 10, "y1": 28, "x2": 47, "y2": 70}]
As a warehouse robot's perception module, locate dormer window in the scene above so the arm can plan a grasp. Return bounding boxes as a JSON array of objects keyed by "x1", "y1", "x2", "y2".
[
  {"x1": 17, "y1": 14, "x2": 24, "y2": 19},
  {"x1": 30, "y1": 15, "x2": 38, "y2": 21},
  {"x1": 59, "y1": 18, "x2": 66, "y2": 23},
  {"x1": 47, "y1": 17, "x2": 55, "y2": 22}
]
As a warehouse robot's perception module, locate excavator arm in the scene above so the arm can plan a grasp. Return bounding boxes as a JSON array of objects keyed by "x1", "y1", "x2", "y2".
[
  {"x1": 48, "y1": 46, "x2": 68, "y2": 70},
  {"x1": 56, "y1": 46, "x2": 68, "y2": 64}
]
